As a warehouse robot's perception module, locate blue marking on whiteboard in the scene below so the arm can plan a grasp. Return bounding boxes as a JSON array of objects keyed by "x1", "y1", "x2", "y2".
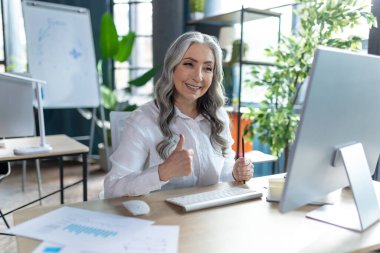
[
  {"x1": 38, "y1": 18, "x2": 65, "y2": 42},
  {"x1": 69, "y1": 48, "x2": 81, "y2": 59},
  {"x1": 37, "y1": 18, "x2": 66, "y2": 65}
]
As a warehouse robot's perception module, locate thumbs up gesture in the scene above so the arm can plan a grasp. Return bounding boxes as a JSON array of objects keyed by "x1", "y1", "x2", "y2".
[
  {"x1": 174, "y1": 133, "x2": 186, "y2": 152},
  {"x1": 158, "y1": 134, "x2": 194, "y2": 181}
]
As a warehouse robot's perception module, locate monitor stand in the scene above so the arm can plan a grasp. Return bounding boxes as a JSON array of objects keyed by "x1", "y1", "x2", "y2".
[{"x1": 306, "y1": 142, "x2": 380, "y2": 232}]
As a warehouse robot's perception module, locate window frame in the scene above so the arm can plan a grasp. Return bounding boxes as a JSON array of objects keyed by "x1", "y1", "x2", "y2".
[{"x1": 111, "y1": 0, "x2": 153, "y2": 101}]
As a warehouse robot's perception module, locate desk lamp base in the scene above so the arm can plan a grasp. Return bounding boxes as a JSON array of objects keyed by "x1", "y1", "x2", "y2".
[{"x1": 14, "y1": 144, "x2": 52, "y2": 155}]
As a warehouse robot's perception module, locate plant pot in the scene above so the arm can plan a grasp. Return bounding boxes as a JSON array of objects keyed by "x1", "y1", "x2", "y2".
[
  {"x1": 190, "y1": 12, "x2": 204, "y2": 20},
  {"x1": 189, "y1": 0, "x2": 205, "y2": 20}
]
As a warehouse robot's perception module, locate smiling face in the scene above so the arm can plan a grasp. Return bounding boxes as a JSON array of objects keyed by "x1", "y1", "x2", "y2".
[{"x1": 173, "y1": 43, "x2": 215, "y2": 108}]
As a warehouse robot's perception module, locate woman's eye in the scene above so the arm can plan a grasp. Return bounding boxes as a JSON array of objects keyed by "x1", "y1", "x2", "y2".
[
  {"x1": 183, "y1": 62, "x2": 193, "y2": 67},
  {"x1": 205, "y1": 67, "x2": 213, "y2": 72}
]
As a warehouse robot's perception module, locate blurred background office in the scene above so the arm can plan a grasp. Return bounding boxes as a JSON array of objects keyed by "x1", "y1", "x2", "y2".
[
  {"x1": 0, "y1": 0, "x2": 378, "y2": 181},
  {"x1": 1, "y1": 0, "x2": 377, "y2": 170},
  {"x1": 1, "y1": 1, "x2": 379, "y2": 251}
]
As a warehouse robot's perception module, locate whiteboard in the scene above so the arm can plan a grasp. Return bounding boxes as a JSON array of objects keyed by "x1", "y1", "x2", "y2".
[{"x1": 22, "y1": 0, "x2": 100, "y2": 108}]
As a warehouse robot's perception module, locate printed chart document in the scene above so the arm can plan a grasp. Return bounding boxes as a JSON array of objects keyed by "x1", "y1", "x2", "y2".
[
  {"x1": 32, "y1": 242, "x2": 65, "y2": 253},
  {"x1": 32, "y1": 226, "x2": 180, "y2": 253},
  {"x1": 9, "y1": 206, "x2": 154, "y2": 249},
  {"x1": 122, "y1": 225, "x2": 179, "y2": 253}
]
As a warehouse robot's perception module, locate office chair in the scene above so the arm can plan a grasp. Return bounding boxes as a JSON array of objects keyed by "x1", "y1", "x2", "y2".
[
  {"x1": 99, "y1": 111, "x2": 131, "y2": 199},
  {"x1": 110, "y1": 111, "x2": 131, "y2": 153}
]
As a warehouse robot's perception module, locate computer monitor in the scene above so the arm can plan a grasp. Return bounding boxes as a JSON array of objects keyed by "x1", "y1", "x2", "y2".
[
  {"x1": 279, "y1": 46, "x2": 380, "y2": 232},
  {"x1": 0, "y1": 73, "x2": 35, "y2": 138}
]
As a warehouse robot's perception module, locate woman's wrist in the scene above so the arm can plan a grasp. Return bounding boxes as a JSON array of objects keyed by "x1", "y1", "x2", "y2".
[{"x1": 158, "y1": 163, "x2": 170, "y2": 181}]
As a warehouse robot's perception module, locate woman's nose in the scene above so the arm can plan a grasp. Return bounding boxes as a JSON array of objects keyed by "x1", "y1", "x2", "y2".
[{"x1": 192, "y1": 67, "x2": 203, "y2": 82}]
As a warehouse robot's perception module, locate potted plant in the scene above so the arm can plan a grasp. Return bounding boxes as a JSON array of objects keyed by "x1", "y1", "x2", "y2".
[
  {"x1": 97, "y1": 12, "x2": 158, "y2": 169},
  {"x1": 243, "y1": 0, "x2": 376, "y2": 172},
  {"x1": 189, "y1": 0, "x2": 205, "y2": 20}
]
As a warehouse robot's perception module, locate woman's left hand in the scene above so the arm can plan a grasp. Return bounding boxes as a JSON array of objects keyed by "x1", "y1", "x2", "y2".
[{"x1": 232, "y1": 157, "x2": 253, "y2": 182}]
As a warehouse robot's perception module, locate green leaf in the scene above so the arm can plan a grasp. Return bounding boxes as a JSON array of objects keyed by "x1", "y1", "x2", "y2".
[
  {"x1": 100, "y1": 13, "x2": 119, "y2": 59},
  {"x1": 189, "y1": 0, "x2": 205, "y2": 12},
  {"x1": 129, "y1": 66, "x2": 161, "y2": 87},
  {"x1": 115, "y1": 32, "x2": 136, "y2": 62},
  {"x1": 100, "y1": 85, "x2": 117, "y2": 110},
  {"x1": 123, "y1": 104, "x2": 138, "y2": 111}
]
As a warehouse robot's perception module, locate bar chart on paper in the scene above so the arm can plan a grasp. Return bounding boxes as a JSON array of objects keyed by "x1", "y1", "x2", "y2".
[
  {"x1": 63, "y1": 223, "x2": 118, "y2": 238},
  {"x1": 8, "y1": 207, "x2": 154, "y2": 248},
  {"x1": 32, "y1": 225, "x2": 180, "y2": 253}
]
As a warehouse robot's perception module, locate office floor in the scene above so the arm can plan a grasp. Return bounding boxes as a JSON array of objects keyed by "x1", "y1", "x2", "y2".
[{"x1": 0, "y1": 159, "x2": 106, "y2": 253}]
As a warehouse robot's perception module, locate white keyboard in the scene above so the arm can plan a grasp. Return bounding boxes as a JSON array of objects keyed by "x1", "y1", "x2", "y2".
[{"x1": 166, "y1": 187, "x2": 262, "y2": 212}]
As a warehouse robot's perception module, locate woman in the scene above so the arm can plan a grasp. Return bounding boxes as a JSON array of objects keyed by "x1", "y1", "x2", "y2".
[{"x1": 104, "y1": 31, "x2": 253, "y2": 198}]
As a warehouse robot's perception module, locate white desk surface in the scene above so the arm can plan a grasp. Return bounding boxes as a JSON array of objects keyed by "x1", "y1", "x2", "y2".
[
  {"x1": 0, "y1": 134, "x2": 88, "y2": 161},
  {"x1": 13, "y1": 174, "x2": 380, "y2": 253}
]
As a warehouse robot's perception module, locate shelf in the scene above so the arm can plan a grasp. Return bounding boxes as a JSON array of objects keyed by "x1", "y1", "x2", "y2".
[
  {"x1": 186, "y1": 7, "x2": 281, "y2": 155},
  {"x1": 224, "y1": 106, "x2": 251, "y2": 114},
  {"x1": 241, "y1": 60, "x2": 276, "y2": 66},
  {"x1": 224, "y1": 60, "x2": 276, "y2": 66},
  {"x1": 187, "y1": 7, "x2": 281, "y2": 26}
]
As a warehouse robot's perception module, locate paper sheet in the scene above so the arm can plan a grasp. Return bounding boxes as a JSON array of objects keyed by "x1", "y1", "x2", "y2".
[
  {"x1": 32, "y1": 225, "x2": 180, "y2": 253},
  {"x1": 121, "y1": 225, "x2": 179, "y2": 253},
  {"x1": 9, "y1": 206, "x2": 154, "y2": 249}
]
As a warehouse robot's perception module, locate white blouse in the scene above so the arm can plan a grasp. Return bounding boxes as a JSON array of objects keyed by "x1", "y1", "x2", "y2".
[{"x1": 104, "y1": 100, "x2": 236, "y2": 198}]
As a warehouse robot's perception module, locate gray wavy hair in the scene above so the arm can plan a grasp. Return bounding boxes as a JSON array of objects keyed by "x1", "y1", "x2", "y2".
[{"x1": 154, "y1": 31, "x2": 228, "y2": 159}]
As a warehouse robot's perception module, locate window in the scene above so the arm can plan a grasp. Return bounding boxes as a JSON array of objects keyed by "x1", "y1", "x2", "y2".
[
  {"x1": 0, "y1": 1, "x2": 6, "y2": 72},
  {"x1": 223, "y1": 0, "x2": 373, "y2": 107},
  {"x1": 1, "y1": 0, "x2": 27, "y2": 73},
  {"x1": 112, "y1": 0, "x2": 153, "y2": 106}
]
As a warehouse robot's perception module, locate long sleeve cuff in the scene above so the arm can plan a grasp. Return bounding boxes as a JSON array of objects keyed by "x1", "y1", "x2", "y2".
[{"x1": 104, "y1": 164, "x2": 169, "y2": 198}]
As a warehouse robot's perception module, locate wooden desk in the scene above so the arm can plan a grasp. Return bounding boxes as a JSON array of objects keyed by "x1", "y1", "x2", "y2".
[
  {"x1": 0, "y1": 135, "x2": 89, "y2": 214},
  {"x1": 13, "y1": 175, "x2": 380, "y2": 253}
]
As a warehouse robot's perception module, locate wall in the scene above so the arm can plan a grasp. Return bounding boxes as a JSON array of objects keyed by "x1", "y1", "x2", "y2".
[{"x1": 152, "y1": 0, "x2": 186, "y2": 79}]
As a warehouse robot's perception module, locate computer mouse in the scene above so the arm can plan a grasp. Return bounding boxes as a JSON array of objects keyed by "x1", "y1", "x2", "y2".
[{"x1": 122, "y1": 200, "x2": 150, "y2": 216}]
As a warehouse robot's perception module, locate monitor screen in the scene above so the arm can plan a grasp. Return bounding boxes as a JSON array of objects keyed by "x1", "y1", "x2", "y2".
[
  {"x1": 279, "y1": 46, "x2": 380, "y2": 230},
  {"x1": 0, "y1": 73, "x2": 35, "y2": 138}
]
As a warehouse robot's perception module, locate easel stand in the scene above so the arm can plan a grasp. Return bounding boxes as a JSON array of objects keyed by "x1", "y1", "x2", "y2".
[
  {"x1": 307, "y1": 143, "x2": 380, "y2": 231},
  {"x1": 22, "y1": 1, "x2": 110, "y2": 168}
]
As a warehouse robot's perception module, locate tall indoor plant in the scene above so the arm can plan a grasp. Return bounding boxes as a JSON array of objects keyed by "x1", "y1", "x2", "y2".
[
  {"x1": 99, "y1": 12, "x2": 158, "y2": 114},
  {"x1": 97, "y1": 12, "x2": 158, "y2": 169},
  {"x1": 244, "y1": 0, "x2": 376, "y2": 171}
]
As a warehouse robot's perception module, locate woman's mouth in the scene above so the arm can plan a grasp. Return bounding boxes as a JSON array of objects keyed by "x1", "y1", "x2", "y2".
[{"x1": 185, "y1": 83, "x2": 201, "y2": 92}]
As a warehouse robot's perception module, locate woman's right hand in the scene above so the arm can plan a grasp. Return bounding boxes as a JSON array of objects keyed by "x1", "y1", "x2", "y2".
[{"x1": 158, "y1": 134, "x2": 193, "y2": 181}]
